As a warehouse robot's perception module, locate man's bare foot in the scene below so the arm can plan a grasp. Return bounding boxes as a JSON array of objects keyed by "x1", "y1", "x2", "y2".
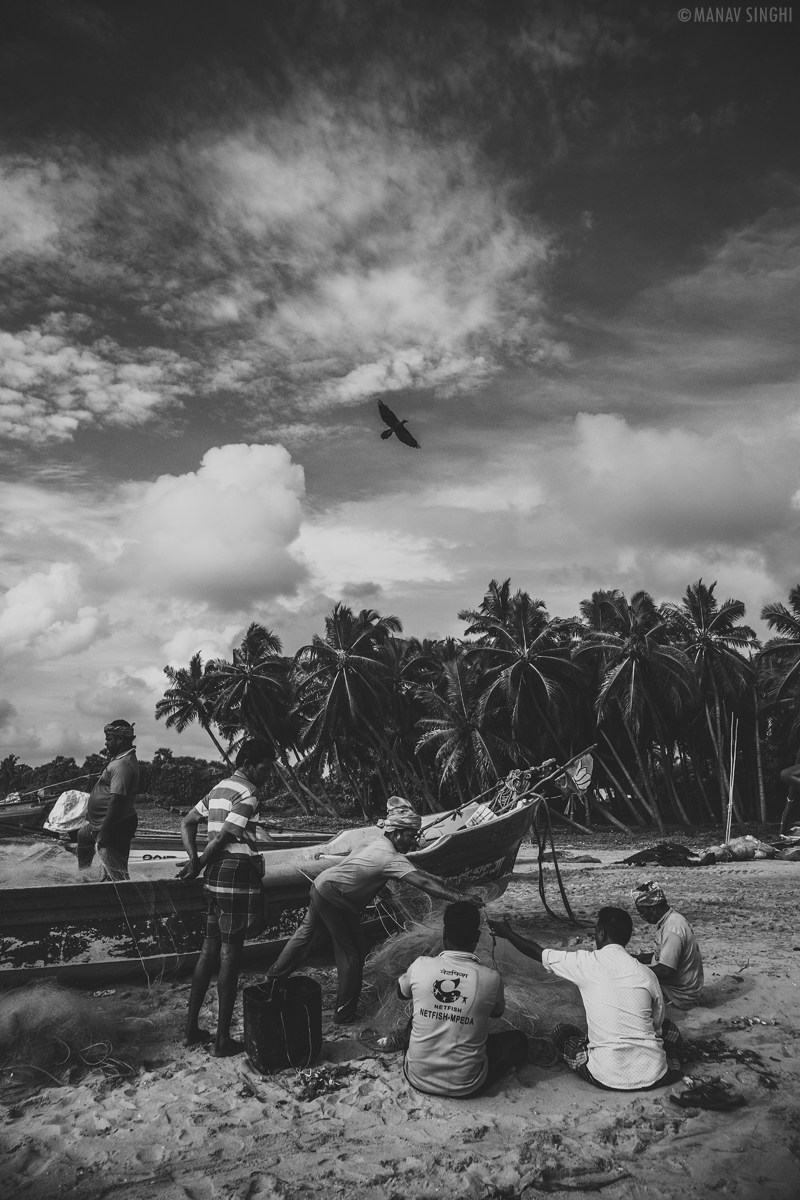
[
  {"x1": 183, "y1": 1028, "x2": 214, "y2": 1047},
  {"x1": 210, "y1": 1037, "x2": 246, "y2": 1058}
]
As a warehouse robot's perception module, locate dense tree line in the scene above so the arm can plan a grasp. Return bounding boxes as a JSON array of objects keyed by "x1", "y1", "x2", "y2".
[
  {"x1": 151, "y1": 579, "x2": 800, "y2": 831},
  {"x1": 0, "y1": 747, "x2": 227, "y2": 809}
]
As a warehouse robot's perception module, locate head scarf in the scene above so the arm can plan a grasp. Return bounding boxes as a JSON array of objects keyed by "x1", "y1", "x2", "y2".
[
  {"x1": 104, "y1": 720, "x2": 135, "y2": 739},
  {"x1": 631, "y1": 880, "x2": 668, "y2": 909},
  {"x1": 381, "y1": 796, "x2": 422, "y2": 833}
]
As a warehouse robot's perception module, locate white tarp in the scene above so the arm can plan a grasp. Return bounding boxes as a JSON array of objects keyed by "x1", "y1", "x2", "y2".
[{"x1": 43, "y1": 789, "x2": 90, "y2": 833}]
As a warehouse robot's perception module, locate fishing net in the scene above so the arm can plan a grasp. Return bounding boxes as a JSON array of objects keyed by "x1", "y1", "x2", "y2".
[
  {"x1": 360, "y1": 904, "x2": 586, "y2": 1039},
  {"x1": 0, "y1": 982, "x2": 136, "y2": 1090}
]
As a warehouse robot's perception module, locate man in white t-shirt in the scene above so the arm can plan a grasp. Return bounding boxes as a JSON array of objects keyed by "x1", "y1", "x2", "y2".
[
  {"x1": 489, "y1": 907, "x2": 685, "y2": 1091},
  {"x1": 267, "y1": 798, "x2": 486, "y2": 1024},
  {"x1": 632, "y1": 881, "x2": 704, "y2": 1009},
  {"x1": 399, "y1": 902, "x2": 528, "y2": 1097}
]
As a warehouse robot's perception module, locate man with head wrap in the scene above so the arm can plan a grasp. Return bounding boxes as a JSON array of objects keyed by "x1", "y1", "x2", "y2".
[
  {"x1": 266, "y1": 797, "x2": 486, "y2": 1024},
  {"x1": 632, "y1": 881, "x2": 704, "y2": 1009},
  {"x1": 77, "y1": 720, "x2": 140, "y2": 881}
]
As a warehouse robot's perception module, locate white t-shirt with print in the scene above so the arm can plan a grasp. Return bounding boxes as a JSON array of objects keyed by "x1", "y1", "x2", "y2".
[
  {"x1": 542, "y1": 944, "x2": 667, "y2": 1090},
  {"x1": 399, "y1": 950, "x2": 504, "y2": 1097}
]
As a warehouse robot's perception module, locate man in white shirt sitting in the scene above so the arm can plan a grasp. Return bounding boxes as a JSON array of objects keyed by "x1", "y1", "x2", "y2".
[
  {"x1": 489, "y1": 906, "x2": 684, "y2": 1091},
  {"x1": 632, "y1": 881, "x2": 704, "y2": 1010},
  {"x1": 399, "y1": 902, "x2": 528, "y2": 1098}
]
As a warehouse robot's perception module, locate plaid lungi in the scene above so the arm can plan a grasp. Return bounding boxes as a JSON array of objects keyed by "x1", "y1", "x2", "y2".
[
  {"x1": 203, "y1": 855, "x2": 264, "y2": 945},
  {"x1": 551, "y1": 1020, "x2": 684, "y2": 1091}
]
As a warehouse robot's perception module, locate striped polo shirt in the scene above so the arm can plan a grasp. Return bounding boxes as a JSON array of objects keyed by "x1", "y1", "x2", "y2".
[{"x1": 191, "y1": 771, "x2": 261, "y2": 858}]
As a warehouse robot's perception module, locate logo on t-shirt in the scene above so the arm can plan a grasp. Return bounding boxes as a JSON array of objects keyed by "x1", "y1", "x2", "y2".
[{"x1": 432, "y1": 977, "x2": 462, "y2": 1004}]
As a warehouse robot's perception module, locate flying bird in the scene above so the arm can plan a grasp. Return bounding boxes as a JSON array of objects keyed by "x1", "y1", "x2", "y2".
[{"x1": 377, "y1": 400, "x2": 421, "y2": 449}]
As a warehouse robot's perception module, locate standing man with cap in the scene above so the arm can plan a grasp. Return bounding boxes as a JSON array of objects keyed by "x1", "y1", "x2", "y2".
[
  {"x1": 632, "y1": 881, "x2": 704, "y2": 1009},
  {"x1": 77, "y1": 719, "x2": 140, "y2": 881},
  {"x1": 266, "y1": 797, "x2": 487, "y2": 1025}
]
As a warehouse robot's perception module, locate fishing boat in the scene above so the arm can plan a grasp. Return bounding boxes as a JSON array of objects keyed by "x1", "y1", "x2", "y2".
[
  {"x1": 0, "y1": 791, "x2": 538, "y2": 989},
  {"x1": 127, "y1": 824, "x2": 334, "y2": 864},
  {"x1": 0, "y1": 795, "x2": 58, "y2": 838}
]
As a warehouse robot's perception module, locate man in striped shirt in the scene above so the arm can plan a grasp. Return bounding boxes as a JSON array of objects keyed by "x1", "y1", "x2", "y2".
[{"x1": 178, "y1": 739, "x2": 275, "y2": 1057}]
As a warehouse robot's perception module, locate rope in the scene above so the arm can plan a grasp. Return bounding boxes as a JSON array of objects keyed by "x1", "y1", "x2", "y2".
[
  {"x1": 531, "y1": 802, "x2": 576, "y2": 924},
  {"x1": 9, "y1": 771, "x2": 101, "y2": 801}
]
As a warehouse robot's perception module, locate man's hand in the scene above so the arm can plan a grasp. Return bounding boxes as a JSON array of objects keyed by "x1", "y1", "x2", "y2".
[
  {"x1": 488, "y1": 917, "x2": 514, "y2": 940},
  {"x1": 465, "y1": 890, "x2": 486, "y2": 908},
  {"x1": 176, "y1": 858, "x2": 200, "y2": 881}
]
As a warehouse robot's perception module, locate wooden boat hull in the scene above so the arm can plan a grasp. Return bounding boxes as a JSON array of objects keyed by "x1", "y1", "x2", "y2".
[
  {"x1": 0, "y1": 799, "x2": 57, "y2": 838},
  {"x1": 0, "y1": 798, "x2": 536, "y2": 986}
]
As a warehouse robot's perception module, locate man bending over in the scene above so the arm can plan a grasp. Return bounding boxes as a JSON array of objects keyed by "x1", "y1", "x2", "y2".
[
  {"x1": 399, "y1": 902, "x2": 528, "y2": 1097},
  {"x1": 632, "y1": 881, "x2": 704, "y2": 1010},
  {"x1": 489, "y1": 907, "x2": 684, "y2": 1091},
  {"x1": 267, "y1": 797, "x2": 485, "y2": 1025}
]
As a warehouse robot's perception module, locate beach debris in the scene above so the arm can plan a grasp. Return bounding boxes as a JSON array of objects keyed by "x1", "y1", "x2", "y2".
[
  {"x1": 522, "y1": 1164, "x2": 630, "y2": 1192},
  {"x1": 670, "y1": 1081, "x2": 746, "y2": 1111},
  {"x1": 618, "y1": 843, "x2": 699, "y2": 867},
  {"x1": 685, "y1": 1035, "x2": 765, "y2": 1070},
  {"x1": 290, "y1": 1063, "x2": 353, "y2": 1102},
  {"x1": 698, "y1": 835, "x2": 777, "y2": 864},
  {"x1": 93, "y1": 990, "x2": 117, "y2": 998}
]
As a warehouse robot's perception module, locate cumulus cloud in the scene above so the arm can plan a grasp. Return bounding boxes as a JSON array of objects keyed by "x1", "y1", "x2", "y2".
[
  {"x1": 0, "y1": 562, "x2": 108, "y2": 659},
  {"x1": 125, "y1": 443, "x2": 308, "y2": 609},
  {"x1": 0, "y1": 320, "x2": 194, "y2": 443}
]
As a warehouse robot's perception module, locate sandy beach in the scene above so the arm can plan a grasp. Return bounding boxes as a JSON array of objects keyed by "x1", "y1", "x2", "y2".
[{"x1": 3, "y1": 840, "x2": 799, "y2": 1200}]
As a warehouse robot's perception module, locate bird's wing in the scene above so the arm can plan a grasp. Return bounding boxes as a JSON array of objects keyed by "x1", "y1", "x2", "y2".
[
  {"x1": 395, "y1": 424, "x2": 421, "y2": 449},
  {"x1": 377, "y1": 399, "x2": 399, "y2": 426}
]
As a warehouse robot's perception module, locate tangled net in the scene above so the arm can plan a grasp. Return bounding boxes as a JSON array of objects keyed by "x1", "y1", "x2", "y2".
[
  {"x1": 361, "y1": 902, "x2": 586, "y2": 1040},
  {"x1": 0, "y1": 982, "x2": 136, "y2": 1092}
]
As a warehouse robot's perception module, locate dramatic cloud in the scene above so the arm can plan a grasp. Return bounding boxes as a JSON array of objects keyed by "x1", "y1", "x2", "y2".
[{"x1": 124, "y1": 443, "x2": 308, "y2": 609}]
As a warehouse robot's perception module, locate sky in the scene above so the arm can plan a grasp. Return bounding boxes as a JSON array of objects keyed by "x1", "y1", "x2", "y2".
[{"x1": 1, "y1": 0, "x2": 799, "y2": 765}]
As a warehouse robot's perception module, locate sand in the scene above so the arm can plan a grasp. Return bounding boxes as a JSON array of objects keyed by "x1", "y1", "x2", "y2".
[{"x1": 2, "y1": 846, "x2": 799, "y2": 1200}]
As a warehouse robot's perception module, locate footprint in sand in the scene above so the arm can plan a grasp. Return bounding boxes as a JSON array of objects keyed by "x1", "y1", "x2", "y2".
[{"x1": 243, "y1": 1173, "x2": 288, "y2": 1199}]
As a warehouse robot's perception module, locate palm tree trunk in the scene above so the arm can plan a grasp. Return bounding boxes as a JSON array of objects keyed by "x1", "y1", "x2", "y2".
[
  {"x1": 594, "y1": 755, "x2": 647, "y2": 826},
  {"x1": 661, "y1": 746, "x2": 690, "y2": 828},
  {"x1": 705, "y1": 702, "x2": 728, "y2": 823},
  {"x1": 585, "y1": 788, "x2": 634, "y2": 834},
  {"x1": 599, "y1": 729, "x2": 662, "y2": 831},
  {"x1": 337, "y1": 754, "x2": 372, "y2": 822},
  {"x1": 199, "y1": 719, "x2": 233, "y2": 765},
  {"x1": 679, "y1": 743, "x2": 715, "y2": 823},
  {"x1": 753, "y1": 686, "x2": 767, "y2": 833},
  {"x1": 622, "y1": 722, "x2": 666, "y2": 836}
]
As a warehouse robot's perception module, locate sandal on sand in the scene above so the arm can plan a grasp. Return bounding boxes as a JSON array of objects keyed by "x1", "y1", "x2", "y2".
[
  {"x1": 359, "y1": 1027, "x2": 406, "y2": 1053},
  {"x1": 670, "y1": 1083, "x2": 746, "y2": 1111},
  {"x1": 528, "y1": 1037, "x2": 560, "y2": 1069}
]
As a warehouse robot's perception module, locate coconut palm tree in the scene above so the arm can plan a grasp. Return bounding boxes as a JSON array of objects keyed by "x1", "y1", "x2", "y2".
[
  {"x1": 416, "y1": 653, "x2": 508, "y2": 805},
  {"x1": 458, "y1": 578, "x2": 516, "y2": 642},
  {"x1": 663, "y1": 580, "x2": 757, "y2": 819},
  {"x1": 466, "y1": 589, "x2": 581, "y2": 763},
  {"x1": 575, "y1": 590, "x2": 696, "y2": 834},
  {"x1": 760, "y1": 584, "x2": 800, "y2": 708},
  {"x1": 155, "y1": 653, "x2": 232, "y2": 763},
  {"x1": 293, "y1": 605, "x2": 402, "y2": 809}
]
